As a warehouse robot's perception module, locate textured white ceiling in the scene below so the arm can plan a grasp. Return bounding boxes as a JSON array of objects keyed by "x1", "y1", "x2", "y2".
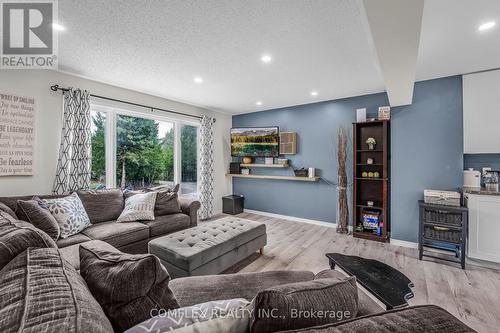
[
  {"x1": 417, "y1": 0, "x2": 500, "y2": 81},
  {"x1": 58, "y1": 0, "x2": 384, "y2": 114},
  {"x1": 57, "y1": 0, "x2": 500, "y2": 114}
]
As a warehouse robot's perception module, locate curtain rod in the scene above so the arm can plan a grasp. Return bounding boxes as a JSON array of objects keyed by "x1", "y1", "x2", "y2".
[{"x1": 50, "y1": 84, "x2": 215, "y2": 122}]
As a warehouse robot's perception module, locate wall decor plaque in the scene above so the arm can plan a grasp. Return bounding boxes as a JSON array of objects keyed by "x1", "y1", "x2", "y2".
[{"x1": 0, "y1": 93, "x2": 35, "y2": 176}]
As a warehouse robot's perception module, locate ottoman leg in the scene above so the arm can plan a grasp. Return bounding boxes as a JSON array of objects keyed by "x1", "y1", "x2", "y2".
[{"x1": 260, "y1": 247, "x2": 264, "y2": 255}]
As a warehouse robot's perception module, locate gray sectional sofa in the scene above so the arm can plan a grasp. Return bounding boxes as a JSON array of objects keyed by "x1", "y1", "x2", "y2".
[
  {"x1": 0, "y1": 188, "x2": 200, "y2": 255},
  {"x1": 0, "y1": 195, "x2": 475, "y2": 333}
]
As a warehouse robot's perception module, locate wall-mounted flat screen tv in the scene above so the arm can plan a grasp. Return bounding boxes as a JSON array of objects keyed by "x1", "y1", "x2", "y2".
[{"x1": 231, "y1": 127, "x2": 280, "y2": 157}]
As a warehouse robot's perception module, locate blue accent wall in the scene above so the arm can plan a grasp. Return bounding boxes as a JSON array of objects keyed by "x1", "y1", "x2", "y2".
[
  {"x1": 232, "y1": 76, "x2": 463, "y2": 242},
  {"x1": 390, "y1": 76, "x2": 463, "y2": 242}
]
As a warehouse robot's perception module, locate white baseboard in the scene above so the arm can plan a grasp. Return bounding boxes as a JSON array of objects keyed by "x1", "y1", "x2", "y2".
[
  {"x1": 244, "y1": 210, "x2": 417, "y2": 246},
  {"x1": 244, "y1": 209, "x2": 337, "y2": 228},
  {"x1": 390, "y1": 238, "x2": 418, "y2": 248},
  {"x1": 244, "y1": 209, "x2": 343, "y2": 229}
]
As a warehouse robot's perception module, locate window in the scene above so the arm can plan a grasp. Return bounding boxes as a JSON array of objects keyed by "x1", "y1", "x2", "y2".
[
  {"x1": 116, "y1": 114, "x2": 175, "y2": 190},
  {"x1": 90, "y1": 101, "x2": 200, "y2": 196},
  {"x1": 90, "y1": 111, "x2": 106, "y2": 190}
]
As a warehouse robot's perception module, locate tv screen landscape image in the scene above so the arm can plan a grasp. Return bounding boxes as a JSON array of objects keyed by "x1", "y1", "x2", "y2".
[{"x1": 231, "y1": 127, "x2": 280, "y2": 157}]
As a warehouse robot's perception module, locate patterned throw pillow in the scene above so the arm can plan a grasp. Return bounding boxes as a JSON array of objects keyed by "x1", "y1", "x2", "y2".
[
  {"x1": 125, "y1": 298, "x2": 251, "y2": 333},
  {"x1": 43, "y1": 193, "x2": 92, "y2": 239},
  {"x1": 117, "y1": 192, "x2": 157, "y2": 222}
]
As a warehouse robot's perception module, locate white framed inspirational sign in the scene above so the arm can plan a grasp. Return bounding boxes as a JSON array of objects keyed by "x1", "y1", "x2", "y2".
[{"x1": 0, "y1": 93, "x2": 35, "y2": 176}]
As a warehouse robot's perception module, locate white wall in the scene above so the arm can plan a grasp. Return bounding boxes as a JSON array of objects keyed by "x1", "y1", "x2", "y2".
[{"x1": 0, "y1": 70, "x2": 232, "y2": 213}]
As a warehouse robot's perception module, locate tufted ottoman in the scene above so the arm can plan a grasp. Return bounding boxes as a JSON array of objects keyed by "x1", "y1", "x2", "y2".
[{"x1": 148, "y1": 216, "x2": 267, "y2": 278}]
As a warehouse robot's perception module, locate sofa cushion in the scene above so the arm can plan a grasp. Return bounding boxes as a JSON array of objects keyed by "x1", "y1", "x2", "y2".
[
  {"x1": 0, "y1": 202, "x2": 18, "y2": 219},
  {"x1": 16, "y1": 198, "x2": 60, "y2": 241},
  {"x1": 82, "y1": 220, "x2": 149, "y2": 248},
  {"x1": 277, "y1": 305, "x2": 475, "y2": 333},
  {"x1": 144, "y1": 213, "x2": 190, "y2": 237},
  {"x1": 43, "y1": 193, "x2": 92, "y2": 238},
  {"x1": 0, "y1": 194, "x2": 65, "y2": 212},
  {"x1": 0, "y1": 211, "x2": 56, "y2": 271},
  {"x1": 56, "y1": 232, "x2": 92, "y2": 248},
  {"x1": 125, "y1": 298, "x2": 250, "y2": 333},
  {"x1": 59, "y1": 239, "x2": 110, "y2": 271},
  {"x1": 79, "y1": 241, "x2": 180, "y2": 332},
  {"x1": 170, "y1": 270, "x2": 315, "y2": 307},
  {"x1": 148, "y1": 217, "x2": 266, "y2": 271},
  {"x1": 251, "y1": 277, "x2": 358, "y2": 333},
  {"x1": 0, "y1": 247, "x2": 113, "y2": 333},
  {"x1": 118, "y1": 192, "x2": 157, "y2": 222},
  {"x1": 77, "y1": 188, "x2": 125, "y2": 223}
]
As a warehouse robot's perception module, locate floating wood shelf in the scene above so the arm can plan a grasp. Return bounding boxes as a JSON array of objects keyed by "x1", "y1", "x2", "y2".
[
  {"x1": 226, "y1": 174, "x2": 320, "y2": 182},
  {"x1": 240, "y1": 163, "x2": 289, "y2": 168}
]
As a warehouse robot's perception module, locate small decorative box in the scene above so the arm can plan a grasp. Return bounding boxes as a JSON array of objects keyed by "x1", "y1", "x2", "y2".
[{"x1": 424, "y1": 190, "x2": 461, "y2": 207}]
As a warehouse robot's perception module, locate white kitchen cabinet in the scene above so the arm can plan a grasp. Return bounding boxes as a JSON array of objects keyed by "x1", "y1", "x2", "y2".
[
  {"x1": 465, "y1": 193, "x2": 500, "y2": 263},
  {"x1": 463, "y1": 69, "x2": 500, "y2": 153}
]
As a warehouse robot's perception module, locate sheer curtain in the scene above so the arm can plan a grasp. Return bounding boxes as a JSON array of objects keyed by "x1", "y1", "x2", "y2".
[{"x1": 53, "y1": 88, "x2": 91, "y2": 194}]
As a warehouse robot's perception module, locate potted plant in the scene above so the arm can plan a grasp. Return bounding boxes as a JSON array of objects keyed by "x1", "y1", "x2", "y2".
[{"x1": 366, "y1": 137, "x2": 376, "y2": 150}]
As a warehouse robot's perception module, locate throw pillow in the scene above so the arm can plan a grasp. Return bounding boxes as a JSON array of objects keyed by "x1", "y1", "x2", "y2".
[
  {"x1": 145, "y1": 185, "x2": 181, "y2": 216},
  {"x1": 0, "y1": 247, "x2": 114, "y2": 333},
  {"x1": 250, "y1": 277, "x2": 358, "y2": 333},
  {"x1": 0, "y1": 211, "x2": 56, "y2": 271},
  {"x1": 79, "y1": 241, "x2": 180, "y2": 332},
  {"x1": 42, "y1": 192, "x2": 92, "y2": 239},
  {"x1": 15, "y1": 198, "x2": 60, "y2": 241},
  {"x1": 149, "y1": 183, "x2": 180, "y2": 192},
  {"x1": 125, "y1": 298, "x2": 250, "y2": 333},
  {"x1": 117, "y1": 192, "x2": 157, "y2": 222},
  {"x1": 0, "y1": 202, "x2": 18, "y2": 220}
]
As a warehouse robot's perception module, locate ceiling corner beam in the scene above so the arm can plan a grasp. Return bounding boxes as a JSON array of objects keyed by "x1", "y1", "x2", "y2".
[{"x1": 362, "y1": 0, "x2": 424, "y2": 106}]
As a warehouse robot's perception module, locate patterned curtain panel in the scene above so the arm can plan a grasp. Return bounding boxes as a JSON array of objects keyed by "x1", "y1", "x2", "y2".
[
  {"x1": 53, "y1": 89, "x2": 91, "y2": 195},
  {"x1": 199, "y1": 115, "x2": 215, "y2": 220}
]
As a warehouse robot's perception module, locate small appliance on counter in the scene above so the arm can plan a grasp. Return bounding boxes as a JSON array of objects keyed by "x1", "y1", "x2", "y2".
[
  {"x1": 463, "y1": 168, "x2": 481, "y2": 190},
  {"x1": 483, "y1": 170, "x2": 500, "y2": 192}
]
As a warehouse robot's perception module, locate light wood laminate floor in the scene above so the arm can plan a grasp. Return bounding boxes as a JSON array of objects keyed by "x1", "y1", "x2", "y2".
[{"x1": 208, "y1": 212, "x2": 500, "y2": 333}]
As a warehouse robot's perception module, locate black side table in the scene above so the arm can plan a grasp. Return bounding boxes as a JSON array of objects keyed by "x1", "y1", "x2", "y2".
[
  {"x1": 418, "y1": 201, "x2": 468, "y2": 269},
  {"x1": 222, "y1": 195, "x2": 244, "y2": 215}
]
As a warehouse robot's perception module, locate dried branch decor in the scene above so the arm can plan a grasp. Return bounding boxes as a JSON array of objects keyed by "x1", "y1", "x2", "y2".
[{"x1": 336, "y1": 127, "x2": 349, "y2": 234}]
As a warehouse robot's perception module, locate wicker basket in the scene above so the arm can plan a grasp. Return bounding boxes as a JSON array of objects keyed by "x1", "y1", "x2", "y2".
[{"x1": 424, "y1": 190, "x2": 461, "y2": 207}]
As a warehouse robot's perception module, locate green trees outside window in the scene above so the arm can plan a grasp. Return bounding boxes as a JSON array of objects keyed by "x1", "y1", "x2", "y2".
[{"x1": 90, "y1": 111, "x2": 198, "y2": 192}]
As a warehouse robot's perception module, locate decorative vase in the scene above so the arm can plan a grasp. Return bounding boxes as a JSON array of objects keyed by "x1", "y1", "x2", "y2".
[
  {"x1": 368, "y1": 143, "x2": 375, "y2": 150},
  {"x1": 242, "y1": 156, "x2": 253, "y2": 164}
]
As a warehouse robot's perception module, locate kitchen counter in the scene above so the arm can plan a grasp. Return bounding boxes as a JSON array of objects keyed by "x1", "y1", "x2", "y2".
[{"x1": 463, "y1": 188, "x2": 500, "y2": 196}]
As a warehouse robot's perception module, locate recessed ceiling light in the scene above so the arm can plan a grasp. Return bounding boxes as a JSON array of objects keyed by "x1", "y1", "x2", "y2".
[
  {"x1": 193, "y1": 76, "x2": 203, "y2": 84},
  {"x1": 261, "y1": 54, "x2": 272, "y2": 63},
  {"x1": 478, "y1": 21, "x2": 496, "y2": 31},
  {"x1": 310, "y1": 91, "x2": 318, "y2": 97},
  {"x1": 256, "y1": 101, "x2": 263, "y2": 106},
  {"x1": 52, "y1": 23, "x2": 65, "y2": 31}
]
